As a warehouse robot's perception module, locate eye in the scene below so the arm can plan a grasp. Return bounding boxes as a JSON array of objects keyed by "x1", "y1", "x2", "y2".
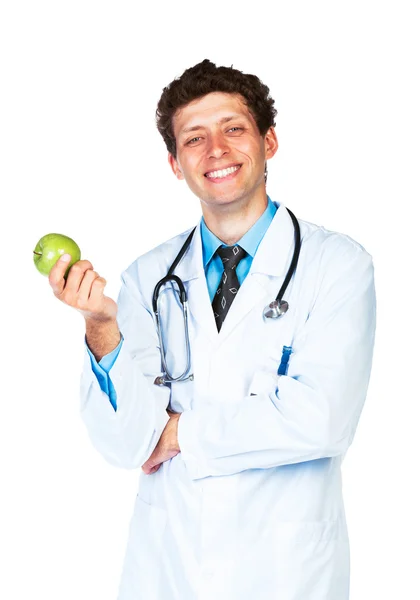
[
  {"x1": 186, "y1": 136, "x2": 202, "y2": 145},
  {"x1": 228, "y1": 127, "x2": 243, "y2": 133}
]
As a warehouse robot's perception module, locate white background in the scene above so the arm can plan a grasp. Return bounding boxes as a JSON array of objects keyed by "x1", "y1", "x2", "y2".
[{"x1": 1, "y1": 1, "x2": 419, "y2": 598}]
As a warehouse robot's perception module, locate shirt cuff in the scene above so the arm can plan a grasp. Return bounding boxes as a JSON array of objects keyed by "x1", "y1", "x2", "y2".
[{"x1": 84, "y1": 336, "x2": 124, "y2": 411}]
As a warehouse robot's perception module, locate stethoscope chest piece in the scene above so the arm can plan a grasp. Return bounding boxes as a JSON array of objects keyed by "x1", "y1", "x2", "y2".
[
  {"x1": 263, "y1": 300, "x2": 289, "y2": 319},
  {"x1": 154, "y1": 373, "x2": 194, "y2": 386}
]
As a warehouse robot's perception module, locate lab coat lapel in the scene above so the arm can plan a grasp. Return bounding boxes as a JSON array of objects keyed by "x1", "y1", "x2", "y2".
[
  {"x1": 216, "y1": 202, "x2": 297, "y2": 343},
  {"x1": 175, "y1": 222, "x2": 219, "y2": 345}
]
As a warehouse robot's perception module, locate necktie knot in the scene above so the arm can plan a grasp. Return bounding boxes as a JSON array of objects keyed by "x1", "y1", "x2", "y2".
[{"x1": 216, "y1": 244, "x2": 247, "y2": 270}]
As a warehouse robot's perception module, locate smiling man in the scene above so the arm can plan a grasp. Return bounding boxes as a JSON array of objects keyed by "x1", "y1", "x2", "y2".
[
  {"x1": 49, "y1": 59, "x2": 376, "y2": 600},
  {"x1": 167, "y1": 91, "x2": 278, "y2": 245}
]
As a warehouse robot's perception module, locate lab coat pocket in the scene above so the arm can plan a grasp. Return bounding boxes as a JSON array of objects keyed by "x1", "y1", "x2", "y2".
[
  {"x1": 275, "y1": 519, "x2": 339, "y2": 547},
  {"x1": 117, "y1": 496, "x2": 167, "y2": 599},
  {"x1": 271, "y1": 520, "x2": 344, "y2": 596}
]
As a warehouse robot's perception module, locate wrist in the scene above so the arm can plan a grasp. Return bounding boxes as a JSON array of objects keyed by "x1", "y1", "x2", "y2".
[
  {"x1": 85, "y1": 318, "x2": 121, "y2": 362},
  {"x1": 173, "y1": 414, "x2": 181, "y2": 452},
  {"x1": 84, "y1": 314, "x2": 118, "y2": 326}
]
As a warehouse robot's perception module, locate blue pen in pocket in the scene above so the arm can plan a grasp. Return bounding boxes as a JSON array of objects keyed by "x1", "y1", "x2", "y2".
[{"x1": 278, "y1": 345, "x2": 293, "y2": 376}]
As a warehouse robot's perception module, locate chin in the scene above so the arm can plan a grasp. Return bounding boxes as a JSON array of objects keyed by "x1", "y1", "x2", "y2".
[
  {"x1": 201, "y1": 194, "x2": 240, "y2": 209},
  {"x1": 210, "y1": 186, "x2": 252, "y2": 206}
]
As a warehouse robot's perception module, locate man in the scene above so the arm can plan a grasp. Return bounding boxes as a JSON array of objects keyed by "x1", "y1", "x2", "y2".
[{"x1": 49, "y1": 59, "x2": 376, "y2": 600}]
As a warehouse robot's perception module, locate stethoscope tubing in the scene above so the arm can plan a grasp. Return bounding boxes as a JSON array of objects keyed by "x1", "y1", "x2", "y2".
[
  {"x1": 277, "y1": 208, "x2": 301, "y2": 304},
  {"x1": 152, "y1": 206, "x2": 301, "y2": 384}
]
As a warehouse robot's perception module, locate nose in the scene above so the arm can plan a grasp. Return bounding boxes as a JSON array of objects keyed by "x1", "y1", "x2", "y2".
[{"x1": 207, "y1": 132, "x2": 230, "y2": 159}]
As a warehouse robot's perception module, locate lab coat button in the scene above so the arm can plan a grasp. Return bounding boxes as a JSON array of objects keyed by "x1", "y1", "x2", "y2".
[{"x1": 202, "y1": 568, "x2": 214, "y2": 579}]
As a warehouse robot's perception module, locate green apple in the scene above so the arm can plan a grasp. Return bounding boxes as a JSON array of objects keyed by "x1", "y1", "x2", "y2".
[{"x1": 33, "y1": 233, "x2": 81, "y2": 277}]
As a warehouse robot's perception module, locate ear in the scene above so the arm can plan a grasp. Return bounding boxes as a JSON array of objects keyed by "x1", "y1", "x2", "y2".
[
  {"x1": 264, "y1": 126, "x2": 278, "y2": 161},
  {"x1": 168, "y1": 153, "x2": 184, "y2": 180}
]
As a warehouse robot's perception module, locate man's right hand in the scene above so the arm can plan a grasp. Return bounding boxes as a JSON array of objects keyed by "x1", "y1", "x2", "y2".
[{"x1": 48, "y1": 254, "x2": 118, "y2": 323}]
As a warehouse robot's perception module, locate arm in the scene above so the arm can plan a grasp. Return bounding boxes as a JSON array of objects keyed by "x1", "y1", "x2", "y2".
[
  {"x1": 79, "y1": 269, "x2": 170, "y2": 469},
  {"x1": 48, "y1": 255, "x2": 170, "y2": 470},
  {"x1": 177, "y1": 244, "x2": 376, "y2": 480},
  {"x1": 85, "y1": 318, "x2": 121, "y2": 362}
]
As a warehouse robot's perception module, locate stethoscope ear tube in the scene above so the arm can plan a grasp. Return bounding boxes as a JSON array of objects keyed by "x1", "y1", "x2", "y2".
[
  {"x1": 152, "y1": 274, "x2": 188, "y2": 314},
  {"x1": 152, "y1": 228, "x2": 196, "y2": 385},
  {"x1": 152, "y1": 226, "x2": 196, "y2": 313},
  {"x1": 153, "y1": 274, "x2": 193, "y2": 385},
  {"x1": 167, "y1": 228, "x2": 196, "y2": 275}
]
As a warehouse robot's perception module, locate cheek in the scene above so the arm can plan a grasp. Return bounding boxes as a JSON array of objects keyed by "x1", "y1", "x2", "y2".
[
  {"x1": 233, "y1": 138, "x2": 263, "y2": 158},
  {"x1": 180, "y1": 154, "x2": 204, "y2": 181}
]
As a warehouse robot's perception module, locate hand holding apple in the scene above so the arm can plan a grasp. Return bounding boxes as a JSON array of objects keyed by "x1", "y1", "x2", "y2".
[
  {"x1": 32, "y1": 231, "x2": 118, "y2": 323},
  {"x1": 47, "y1": 255, "x2": 118, "y2": 323}
]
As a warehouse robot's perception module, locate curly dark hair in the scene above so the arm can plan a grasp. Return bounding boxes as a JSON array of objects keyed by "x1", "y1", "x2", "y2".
[{"x1": 156, "y1": 59, "x2": 277, "y2": 158}]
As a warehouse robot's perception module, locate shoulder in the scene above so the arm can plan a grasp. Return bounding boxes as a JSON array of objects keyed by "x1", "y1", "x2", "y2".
[
  {"x1": 294, "y1": 217, "x2": 374, "y2": 315},
  {"x1": 298, "y1": 216, "x2": 373, "y2": 268}
]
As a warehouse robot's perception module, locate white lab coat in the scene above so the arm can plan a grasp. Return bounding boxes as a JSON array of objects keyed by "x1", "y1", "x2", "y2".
[{"x1": 79, "y1": 201, "x2": 376, "y2": 600}]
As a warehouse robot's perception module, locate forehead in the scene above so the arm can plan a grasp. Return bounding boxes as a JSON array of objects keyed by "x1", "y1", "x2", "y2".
[{"x1": 173, "y1": 92, "x2": 255, "y2": 136}]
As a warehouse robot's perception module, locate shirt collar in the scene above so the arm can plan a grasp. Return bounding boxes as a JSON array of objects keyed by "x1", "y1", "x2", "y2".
[{"x1": 200, "y1": 196, "x2": 278, "y2": 267}]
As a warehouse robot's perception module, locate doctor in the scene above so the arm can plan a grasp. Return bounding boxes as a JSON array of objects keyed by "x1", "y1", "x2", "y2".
[{"x1": 49, "y1": 59, "x2": 376, "y2": 600}]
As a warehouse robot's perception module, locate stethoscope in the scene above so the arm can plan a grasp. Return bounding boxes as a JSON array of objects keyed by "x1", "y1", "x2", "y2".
[{"x1": 153, "y1": 207, "x2": 301, "y2": 386}]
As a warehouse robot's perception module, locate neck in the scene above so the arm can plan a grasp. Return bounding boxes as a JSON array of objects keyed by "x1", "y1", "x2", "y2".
[{"x1": 201, "y1": 189, "x2": 268, "y2": 245}]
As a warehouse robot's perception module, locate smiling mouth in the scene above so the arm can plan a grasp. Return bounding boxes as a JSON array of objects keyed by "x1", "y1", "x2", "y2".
[{"x1": 204, "y1": 164, "x2": 242, "y2": 179}]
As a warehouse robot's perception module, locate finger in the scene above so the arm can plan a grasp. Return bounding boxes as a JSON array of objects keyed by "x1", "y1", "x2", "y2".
[
  {"x1": 77, "y1": 270, "x2": 100, "y2": 305},
  {"x1": 48, "y1": 254, "x2": 73, "y2": 295},
  {"x1": 141, "y1": 448, "x2": 160, "y2": 473},
  {"x1": 88, "y1": 276, "x2": 107, "y2": 306},
  {"x1": 63, "y1": 260, "x2": 94, "y2": 296},
  {"x1": 142, "y1": 463, "x2": 162, "y2": 475},
  {"x1": 142, "y1": 462, "x2": 152, "y2": 474}
]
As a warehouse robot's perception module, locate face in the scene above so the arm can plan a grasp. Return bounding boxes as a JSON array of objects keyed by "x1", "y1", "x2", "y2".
[{"x1": 168, "y1": 92, "x2": 278, "y2": 210}]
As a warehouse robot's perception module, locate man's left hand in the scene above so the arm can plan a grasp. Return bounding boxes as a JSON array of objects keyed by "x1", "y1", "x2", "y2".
[{"x1": 141, "y1": 409, "x2": 181, "y2": 475}]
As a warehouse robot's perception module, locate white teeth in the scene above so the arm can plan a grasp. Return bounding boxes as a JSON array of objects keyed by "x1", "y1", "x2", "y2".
[{"x1": 206, "y1": 165, "x2": 240, "y2": 179}]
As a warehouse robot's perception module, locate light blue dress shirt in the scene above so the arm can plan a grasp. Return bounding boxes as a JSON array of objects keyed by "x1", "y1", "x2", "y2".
[{"x1": 86, "y1": 197, "x2": 278, "y2": 411}]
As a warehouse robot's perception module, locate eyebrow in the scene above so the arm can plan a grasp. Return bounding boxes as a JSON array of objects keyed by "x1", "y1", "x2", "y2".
[{"x1": 181, "y1": 115, "x2": 242, "y2": 135}]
